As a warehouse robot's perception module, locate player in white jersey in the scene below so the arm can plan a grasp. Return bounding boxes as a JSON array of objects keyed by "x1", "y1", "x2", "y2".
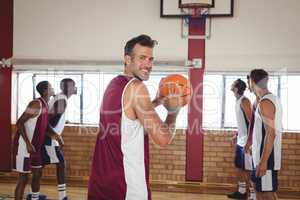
[
  {"x1": 13, "y1": 81, "x2": 54, "y2": 200},
  {"x1": 228, "y1": 79, "x2": 254, "y2": 200},
  {"x1": 42, "y1": 78, "x2": 77, "y2": 200},
  {"x1": 249, "y1": 69, "x2": 282, "y2": 200}
]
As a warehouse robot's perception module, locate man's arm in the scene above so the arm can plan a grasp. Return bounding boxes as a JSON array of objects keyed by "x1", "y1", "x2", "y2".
[
  {"x1": 256, "y1": 99, "x2": 276, "y2": 177},
  {"x1": 131, "y1": 80, "x2": 182, "y2": 147},
  {"x1": 16, "y1": 100, "x2": 41, "y2": 153},
  {"x1": 241, "y1": 98, "x2": 253, "y2": 151},
  {"x1": 245, "y1": 100, "x2": 258, "y2": 153},
  {"x1": 241, "y1": 98, "x2": 252, "y2": 123}
]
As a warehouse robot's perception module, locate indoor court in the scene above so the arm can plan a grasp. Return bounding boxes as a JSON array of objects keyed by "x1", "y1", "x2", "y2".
[{"x1": 0, "y1": 0, "x2": 300, "y2": 200}]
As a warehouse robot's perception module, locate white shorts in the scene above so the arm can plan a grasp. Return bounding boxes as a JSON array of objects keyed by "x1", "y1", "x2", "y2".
[{"x1": 13, "y1": 154, "x2": 42, "y2": 173}]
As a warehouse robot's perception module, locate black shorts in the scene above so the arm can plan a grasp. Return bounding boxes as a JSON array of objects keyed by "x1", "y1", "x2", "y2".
[
  {"x1": 234, "y1": 145, "x2": 253, "y2": 170},
  {"x1": 42, "y1": 145, "x2": 65, "y2": 165}
]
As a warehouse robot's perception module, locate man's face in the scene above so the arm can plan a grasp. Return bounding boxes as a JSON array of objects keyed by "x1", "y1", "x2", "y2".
[
  {"x1": 247, "y1": 78, "x2": 252, "y2": 93},
  {"x1": 231, "y1": 82, "x2": 239, "y2": 98},
  {"x1": 46, "y1": 83, "x2": 55, "y2": 98},
  {"x1": 67, "y1": 82, "x2": 77, "y2": 96},
  {"x1": 125, "y1": 44, "x2": 154, "y2": 81},
  {"x1": 249, "y1": 78, "x2": 257, "y2": 95}
]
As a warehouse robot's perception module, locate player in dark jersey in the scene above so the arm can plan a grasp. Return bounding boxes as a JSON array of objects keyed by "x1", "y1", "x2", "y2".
[
  {"x1": 88, "y1": 35, "x2": 186, "y2": 200},
  {"x1": 13, "y1": 81, "x2": 54, "y2": 200}
]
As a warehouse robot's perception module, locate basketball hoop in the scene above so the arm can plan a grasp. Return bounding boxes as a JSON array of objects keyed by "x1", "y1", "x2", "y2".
[
  {"x1": 180, "y1": 0, "x2": 210, "y2": 24},
  {"x1": 179, "y1": 0, "x2": 212, "y2": 39},
  {"x1": 182, "y1": 7, "x2": 208, "y2": 26}
]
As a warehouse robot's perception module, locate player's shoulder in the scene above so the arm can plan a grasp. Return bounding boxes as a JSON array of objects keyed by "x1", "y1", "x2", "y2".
[
  {"x1": 128, "y1": 79, "x2": 148, "y2": 94},
  {"x1": 28, "y1": 99, "x2": 42, "y2": 109},
  {"x1": 259, "y1": 98, "x2": 275, "y2": 112},
  {"x1": 241, "y1": 96, "x2": 251, "y2": 104}
]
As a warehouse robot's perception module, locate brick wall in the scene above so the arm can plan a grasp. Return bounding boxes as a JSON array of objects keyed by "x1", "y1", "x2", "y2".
[
  {"x1": 149, "y1": 129, "x2": 186, "y2": 181},
  {"x1": 9, "y1": 126, "x2": 300, "y2": 189},
  {"x1": 203, "y1": 130, "x2": 237, "y2": 184}
]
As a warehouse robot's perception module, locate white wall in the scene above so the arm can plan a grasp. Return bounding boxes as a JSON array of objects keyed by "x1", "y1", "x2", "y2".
[
  {"x1": 207, "y1": 0, "x2": 300, "y2": 72},
  {"x1": 14, "y1": 0, "x2": 300, "y2": 72}
]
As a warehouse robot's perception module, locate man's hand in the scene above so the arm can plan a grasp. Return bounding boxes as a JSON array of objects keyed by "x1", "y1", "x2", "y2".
[
  {"x1": 245, "y1": 141, "x2": 252, "y2": 155},
  {"x1": 152, "y1": 95, "x2": 166, "y2": 108},
  {"x1": 231, "y1": 134, "x2": 237, "y2": 147},
  {"x1": 256, "y1": 161, "x2": 267, "y2": 177},
  {"x1": 55, "y1": 135, "x2": 65, "y2": 147},
  {"x1": 163, "y1": 95, "x2": 183, "y2": 113},
  {"x1": 26, "y1": 142, "x2": 36, "y2": 153},
  {"x1": 152, "y1": 78, "x2": 166, "y2": 108}
]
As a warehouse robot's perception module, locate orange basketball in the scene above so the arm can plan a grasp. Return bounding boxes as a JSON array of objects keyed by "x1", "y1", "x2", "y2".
[{"x1": 159, "y1": 74, "x2": 192, "y2": 107}]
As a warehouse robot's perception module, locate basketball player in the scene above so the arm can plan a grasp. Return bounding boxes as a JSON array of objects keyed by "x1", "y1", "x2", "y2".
[
  {"x1": 88, "y1": 34, "x2": 185, "y2": 200},
  {"x1": 228, "y1": 79, "x2": 254, "y2": 200},
  {"x1": 42, "y1": 78, "x2": 77, "y2": 200},
  {"x1": 13, "y1": 81, "x2": 54, "y2": 200},
  {"x1": 249, "y1": 69, "x2": 282, "y2": 200}
]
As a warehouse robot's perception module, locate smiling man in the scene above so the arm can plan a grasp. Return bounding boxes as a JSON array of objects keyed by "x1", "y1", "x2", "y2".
[{"x1": 88, "y1": 34, "x2": 186, "y2": 200}]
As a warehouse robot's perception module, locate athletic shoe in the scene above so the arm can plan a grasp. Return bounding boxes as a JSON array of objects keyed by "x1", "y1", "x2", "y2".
[
  {"x1": 227, "y1": 191, "x2": 247, "y2": 199},
  {"x1": 26, "y1": 194, "x2": 48, "y2": 200}
]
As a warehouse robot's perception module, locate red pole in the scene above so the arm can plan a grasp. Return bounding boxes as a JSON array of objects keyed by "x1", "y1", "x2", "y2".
[
  {"x1": 186, "y1": 17, "x2": 206, "y2": 181},
  {"x1": 0, "y1": 0, "x2": 13, "y2": 171}
]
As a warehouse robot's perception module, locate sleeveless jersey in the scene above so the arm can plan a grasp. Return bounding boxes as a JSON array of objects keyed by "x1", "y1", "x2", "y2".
[
  {"x1": 252, "y1": 93, "x2": 282, "y2": 170},
  {"x1": 88, "y1": 75, "x2": 151, "y2": 200}
]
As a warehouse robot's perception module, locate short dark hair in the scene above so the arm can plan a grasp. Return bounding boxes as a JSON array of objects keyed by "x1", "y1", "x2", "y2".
[
  {"x1": 124, "y1": 34, "x2": 157, "y2": 56},
  {"x1": 36, "y1": 81, "x2": 50, "y2": 96},
  {"x1": 60, "y1": 78, "x2": 75, "y2": 94},
  {"x1": 233, "y1": 79, "x2": 247, "y2": 95},
  {"x1": 249, "y1": 69, "x2": 269, "y2": 88}
]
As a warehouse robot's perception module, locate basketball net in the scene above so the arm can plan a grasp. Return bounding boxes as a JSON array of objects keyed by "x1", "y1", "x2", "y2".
[
  {"x1": 181, "y1": 5, "x2": 211, "y2": 39},
  {"x1": 182, "y1": 7, "x2": 209, "y2": 26}
]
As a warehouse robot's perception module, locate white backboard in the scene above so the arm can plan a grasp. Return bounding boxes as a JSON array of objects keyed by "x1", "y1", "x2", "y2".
[{"x1": 161, "y1": 0, "x2": 233, "y2": 18}]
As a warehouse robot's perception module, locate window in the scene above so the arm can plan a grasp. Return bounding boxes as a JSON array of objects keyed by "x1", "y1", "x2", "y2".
[
  {"x1": 203, "y1": 75, "x2": 223, "y2": 128},
  {"x1": 17, "y1": 72, "x2": 34, "y2": 119},
  {"x1": 280, "y1": 75, "x2": 300, "y2": 130},
  {"x1": 14, "y1": 70, "x2": 300, "y2": 131}
]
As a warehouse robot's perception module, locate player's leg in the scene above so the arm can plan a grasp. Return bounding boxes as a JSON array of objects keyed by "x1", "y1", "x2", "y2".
[
  {"x1": 57, "y1": 162, "x2": 67, "y2": 200},
  {"x1": 15, "y1": 173, "x2": 29, "y2": 200},
  {"x1": 31, "y1": 167, "x2": 43, "y2": 200},
  {"x1": 246, "y1": 172, "x2": 256, "y2": 200},
  {"x1": 14, "y1": 154, "x2": 31, "y2": 200},
  {"x1": 244, "y1": 152, "x2": 255, "y2": 199},
  {"x1": 228, "y1": 145, "x2": 247, "y2": 199},
  {"x1": 261, "y1": 192, "x2": 278, "y2": 200},
  {"x1": 56, "y1": 146, "x2": 67, "y2": 200}
]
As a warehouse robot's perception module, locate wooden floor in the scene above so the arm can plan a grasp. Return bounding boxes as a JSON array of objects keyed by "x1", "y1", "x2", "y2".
[{"x1": 0, "y1": 183, "x2": 298, "y2": 200}]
